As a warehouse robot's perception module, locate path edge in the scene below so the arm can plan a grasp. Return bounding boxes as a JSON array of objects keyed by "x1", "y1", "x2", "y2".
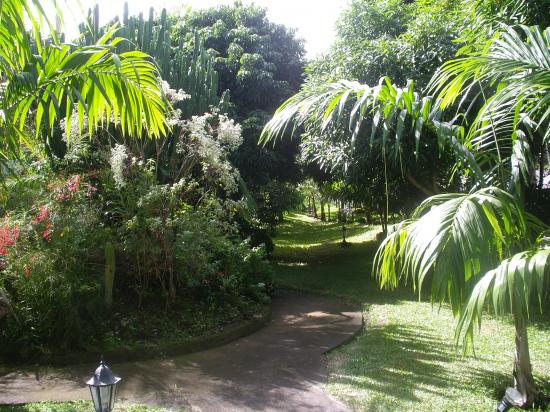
[{"x1": 6, "y1": 304, "x2": 272, "y2": 368}]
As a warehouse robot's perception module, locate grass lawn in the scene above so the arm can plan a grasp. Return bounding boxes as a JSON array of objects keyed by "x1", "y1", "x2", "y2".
[
  {"x1": 272, "y1": 212, "x2": 550, "y2": 411},
  {"x1": 0, "y1": 401, "x2": 184, "y2": 412}
]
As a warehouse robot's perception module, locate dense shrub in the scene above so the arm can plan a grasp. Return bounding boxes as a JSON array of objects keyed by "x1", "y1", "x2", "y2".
[
  {"x1": 0, "y1": 86, "x2": 273, "y2": 360},
  {"x1": 0, "y1": 173, "x2": 106, "y2": 356}
]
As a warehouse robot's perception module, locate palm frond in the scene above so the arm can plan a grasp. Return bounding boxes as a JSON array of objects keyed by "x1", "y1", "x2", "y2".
[
  {"x1": 261, "y1": 77, "x2": 486, "y2": 183},
  {"x1": 430, "y1": 25, "x2": 550, "y2": 188},
  {"x1": 0, "y1": 0, "x2": 170, "y2": 171},
  {"x1": 374, "y1": 187, "x2": 546, "y2": 317},
  {"x1": 457, "y1": 238, "x2": 550, "y2": 350}
]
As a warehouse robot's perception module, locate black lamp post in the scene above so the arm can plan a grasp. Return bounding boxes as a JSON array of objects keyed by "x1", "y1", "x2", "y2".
[{"x1": 86, "y1": 359, "x2": 121, "y2": 412}]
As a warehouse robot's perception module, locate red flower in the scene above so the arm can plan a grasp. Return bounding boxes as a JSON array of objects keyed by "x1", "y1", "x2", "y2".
[
  {"x1": 32, "y1": 206, "x2": 53, "y2": 242},
  {"x1": 66, "y1": 175, "x2": 81, "y2": 193},
  {"x1": 55, "y1": 175, "x2": 81, "y2": 201},
  {"x1": 42, "y1": 223, "x2": 53, "y2": 242},
  {"x1": 85, "y1": 184, "x2": 98, "y2": 198},
  {"x1": 32, "y1": 205, "x2": 50, "y2": 224},
  {"x1": 0, "y1": 224, "x2": 19, "y2": 255}
]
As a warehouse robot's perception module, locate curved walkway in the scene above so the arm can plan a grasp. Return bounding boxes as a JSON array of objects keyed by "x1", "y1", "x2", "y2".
[{"x1": 0, "y1": 290, "x2": 362, "y2": 411}]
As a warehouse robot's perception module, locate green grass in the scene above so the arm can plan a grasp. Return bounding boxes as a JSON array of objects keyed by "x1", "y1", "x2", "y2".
[
  {"x1": 272, "y1": 212, "x2": 550, "y2": 411},
  {"x1": 0, "y1": 401, "x2": 184, "y2": 412},
  {"x1": 273, "y1": 212, "x2": 381, "y2": 260}
]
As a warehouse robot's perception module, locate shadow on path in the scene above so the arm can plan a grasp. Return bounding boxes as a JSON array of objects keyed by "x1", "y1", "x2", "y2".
[{"x1": 0, "y1": 290, "x2": 362, "y2": 412}]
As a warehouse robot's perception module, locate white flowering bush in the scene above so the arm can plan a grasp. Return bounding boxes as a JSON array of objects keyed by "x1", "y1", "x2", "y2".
[
  {"x1": 109, "y1": 144, "x2": 129, "y2": 189},
  {"x1": 172, "y1": 112, "x2": 243, "y2": 195}
]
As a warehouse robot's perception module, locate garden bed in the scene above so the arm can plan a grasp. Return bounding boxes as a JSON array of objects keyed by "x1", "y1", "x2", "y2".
[{"x1": 1, "y1": 299, "x2": 271, "y2": 366}]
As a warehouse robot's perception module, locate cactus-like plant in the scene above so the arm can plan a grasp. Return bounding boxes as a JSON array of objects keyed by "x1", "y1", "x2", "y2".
[{"x1": 78, "y1": 3, "x2": 227, "y2": 117}]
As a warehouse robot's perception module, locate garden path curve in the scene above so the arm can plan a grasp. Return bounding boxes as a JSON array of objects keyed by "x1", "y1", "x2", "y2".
[{"x1": 0, "y1": 290, "x2": 362, "y2": 411}]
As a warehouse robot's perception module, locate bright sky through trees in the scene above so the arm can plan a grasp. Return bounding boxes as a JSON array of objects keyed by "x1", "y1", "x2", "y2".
[{"x1": 61, "y1": 0, "x2": 347, "y2": 57}]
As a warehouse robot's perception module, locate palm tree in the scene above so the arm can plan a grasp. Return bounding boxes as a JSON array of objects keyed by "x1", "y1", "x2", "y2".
[
  {"x1": 431, "y1": 25, "x2": 550, "y2": 193},
  {"x1": 0, "y1": 0, "x2": 170, "y2": 173},
  {"x1": 261, "y1": 24, "x2": 550, "y2": 408}
]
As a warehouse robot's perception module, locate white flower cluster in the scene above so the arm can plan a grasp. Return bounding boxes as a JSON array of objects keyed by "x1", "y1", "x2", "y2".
[
  {"x1": 60, "y1": 110, "x2": 88, "y2": 143},
  {"x1": 162, "y1": 81, "x2": 190, "y2": 128},
  {"x1": 217, "y1": 115, "x2": 243, "y2": 150},
  {"x1": 185, "y1": 113, "x2": 243, "y2": 194},
  {"x1": 162, "y1": 81, "x2": 190, "y2": 102},
  {"x1": 109, "y1": 144, "x2": 129, "y2": 189}
]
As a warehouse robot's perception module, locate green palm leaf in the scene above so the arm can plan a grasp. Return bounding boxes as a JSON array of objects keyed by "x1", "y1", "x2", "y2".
[
  {"x1": 457, "y1": 239, "x2": 550, "y2": 350},
  {"x1": 430, "y1": 25, "x2": 550, "y2": 188},
  {"x1": 374, "y1": 187, "x2": 547, "y2": 321},
  {"x1": 0, "y1": 0, "x2": 170, "y2": 172}
]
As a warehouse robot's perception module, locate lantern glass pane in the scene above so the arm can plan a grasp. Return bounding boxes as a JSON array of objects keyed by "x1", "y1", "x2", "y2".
[
  {"x1": 110, "y1": 384, "x2": 117, "y2": 408},
  {"x1": 89, "y1": 386, "x2": 101, "y2": 412},
  {"x1": 99, "y1": 385, "x2": 113, "y2": 412}
]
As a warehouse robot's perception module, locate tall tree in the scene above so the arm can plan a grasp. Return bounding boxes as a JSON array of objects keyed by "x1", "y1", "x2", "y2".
[
  {"x1": 308, "y1": 0, "x2": 463, "y2": 90},
  {"x1": 173, "y1": 2, "x2": 306, "y2": 223}
]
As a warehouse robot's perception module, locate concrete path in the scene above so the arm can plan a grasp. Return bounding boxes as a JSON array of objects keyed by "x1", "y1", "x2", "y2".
[{"x1": 0, "y1": 290, "x2": 362, "y2": 411}]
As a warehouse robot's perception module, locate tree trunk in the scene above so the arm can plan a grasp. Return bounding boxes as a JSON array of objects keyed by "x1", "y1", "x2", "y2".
[
  {"x1": 366, "y1": 209, "x2": 372, "y2": 224},
  {"x1": 538, "y1": 147, "x2": 545, "y2": 191},
  {"x1": 320, "y1": 200, "x2": 326, "y2": 221},
  {"x1": 328, "y1": 203, "x2": 331, "y2": 221},
  {"x1": 312, "y1": 196, "x2": 318, "y2": 219},
  {"x1": 512, "y1": 314, "x2": 538, "y2": 408},
  {"x1": 538, "y1": 146, "x2": 545, "y2": 194},
  {"x1": 379, "y1": 204, "x2": 387, "y2": 234},
  {"x1": 104, "y1": 241, "x2": 116, "y2": 310}
]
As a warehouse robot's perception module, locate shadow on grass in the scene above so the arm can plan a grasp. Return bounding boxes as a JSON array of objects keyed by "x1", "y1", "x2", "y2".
[
  {"x1": 274, "y1": 238, "x2": 420, "y2": 306},
  {"x1": 334, "y1": 323, "x2": 516, "y2": 410},
  {"x1": 273, "y1": 212, "x2": 379, "y2": 248},
  {"x1": 273, "y1": 212, "x2": 550, "y2": 411},
  {"x1": 339, "y1": 325, "x2": 452, "y2": 409}
]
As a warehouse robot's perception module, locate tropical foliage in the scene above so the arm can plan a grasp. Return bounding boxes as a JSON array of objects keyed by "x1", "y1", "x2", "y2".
[
  {"x1": 0, "y1": 2, "x2": 273, "y2": 360},
  {"x1": 174, "y1": 3, "x2": 306, "y2": 226},
  {"x1": 262, "y1": 12, "x2": 550, "y2": 409},
  {"x1": 0, "y1": 0, "x2": 170, "y2": 173}
]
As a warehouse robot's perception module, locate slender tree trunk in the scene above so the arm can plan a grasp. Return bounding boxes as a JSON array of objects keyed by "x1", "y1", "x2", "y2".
[
  {"x1": 312, "y1": 196, "x2": 318, "y2": 219},
  {"x1": 513, "y1": 314, "x2": 538, "y2": 407},
  {"x1": 538, "y1": 148, "x2": 545, "y2": 191},
  {"x1": 104, "y1": 241, "x2": 115, "y2": 310},
  {"x1": 379, "y1": 204, "x2": 387, "y2": 234},
  {"x1": 328, "y1": 203, "x2": 331, "y2": 222},
  {"x1": 320, "y1": 200, "x2": 326, "y2": 221}
]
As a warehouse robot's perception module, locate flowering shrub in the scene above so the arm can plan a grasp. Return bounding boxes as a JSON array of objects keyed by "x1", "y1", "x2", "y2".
[
  {"x1": 0, "y1": 82, "x2": 273, "y2": 360},
  {"x1": 0, "y1": 170, "x2": 105, "y2": 357},
  {"x1": 0, "y1": 224, "x2": 19, "y2": 255},
  {"x1": 109, "y1": 144, "x2": 129, "y2": 189}
]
